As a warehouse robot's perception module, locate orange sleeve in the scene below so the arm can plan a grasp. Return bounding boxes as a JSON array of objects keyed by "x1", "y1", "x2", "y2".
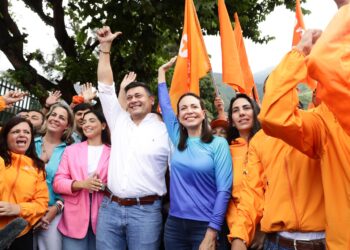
[
  {"x1": 227, "y1": 138, "x2": 264, "y2": 245},
  {"x1": 307, "y1": 4, "x2": 350, "y2": 136},
  {"x1": 18, "y1": 171, "x2": 49, "y2": 226},
  {"x1": 258, "y1": 50, "x2": 325, "y2": 159},
  {"x1": 0, "y1": 96, "x2": 5, "y2": 112}
]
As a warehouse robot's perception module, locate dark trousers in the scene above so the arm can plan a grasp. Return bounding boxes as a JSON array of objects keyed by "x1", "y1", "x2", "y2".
[{"x1": 9, "y1": 231, "x2": 33, "y2": 250}]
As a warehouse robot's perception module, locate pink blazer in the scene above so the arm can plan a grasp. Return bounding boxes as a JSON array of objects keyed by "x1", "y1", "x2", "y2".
[{"x1": 53, "y1": 141, "x2": 110, "y2": 239}]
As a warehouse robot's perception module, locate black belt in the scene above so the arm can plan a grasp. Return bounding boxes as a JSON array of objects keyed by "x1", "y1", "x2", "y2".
[
  {"x1": 103, "y1": 188, "x2": 160, "y2": 206},
  {"x1": 266, "y1": 233, "x2": 325, "y2": 250}
]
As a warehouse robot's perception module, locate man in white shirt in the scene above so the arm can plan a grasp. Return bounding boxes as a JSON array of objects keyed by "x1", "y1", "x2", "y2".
[{"x1": 95, "y1": 26, "x2": 171, "y2": 250}]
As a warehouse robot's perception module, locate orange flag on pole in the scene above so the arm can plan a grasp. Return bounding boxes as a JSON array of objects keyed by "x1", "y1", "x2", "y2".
[
  {"x1": 218, "y1": 0, "x2": 245, "y2": 93},
  {"x1": 292, "y1": 0, "x2": 305, "y2": 46},
  {"x1": 170, "y1": 0, "x2": 211, "y2": 110},
  {"x1": 292, "y1": 0, "x2": 317, "y2": 90},
  {"x1": 233, "y1": 12, "x2": 259, "y2": 102}
]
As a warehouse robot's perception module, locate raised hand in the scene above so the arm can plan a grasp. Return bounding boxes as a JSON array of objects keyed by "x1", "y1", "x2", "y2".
[
  {"x1": 80, "y1": 82, "x2": 97, "y2": 103},
  {"x1": 214, "y1": 96, "x2": 225, "y2": 113},
  {"x1": 159, "y1": 56, "x2": 177, "y2": 73},
  {"x1": 120, "y1": 72, "x2": 137, "y2": 90},
  {"x1": 295, "y1": 29, "x2": 322, "y2": 56},
  {"x1": 96, "y1": 26, "x2": 122, "y2": 46},
  {"x1": 45, "y1": 90, "x2": 62, "y2": 107},
  {"x1": 158, "y1": 56, "x2": 177, "y2": 83},
  {"x1": 2, "y1": 90, "x2": 27, "y2": 107}
]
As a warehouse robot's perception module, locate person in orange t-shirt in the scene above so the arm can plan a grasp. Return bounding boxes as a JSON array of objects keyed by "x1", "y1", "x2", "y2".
[{"x1": 259, "y1": 4, "x2": 350, "y2": 248}]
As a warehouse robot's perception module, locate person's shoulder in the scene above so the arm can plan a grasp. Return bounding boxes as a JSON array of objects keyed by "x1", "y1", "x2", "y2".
[
  {"x1": 209, "y1": 136, "x2": 230, "y2": 150},
  {"x1": 212, "y1": 135, "x2": 228, "y2": 144}
]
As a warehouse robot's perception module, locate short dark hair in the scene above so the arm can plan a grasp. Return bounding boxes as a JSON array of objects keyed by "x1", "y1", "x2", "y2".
[
  {"x1": 0, "y1": 117, "x2": 45, "y2": 174},
  {"x1": 176, "y1": 93, "x2": 213, "y2": 151},
  {"x1": 124, "y1": 81, "x2": 153, "y2": 96},
  {"x1": 16, "y1": 109, "x2": 28, "y2": 116},
  {"x1": 28, "y1": 109, "x2": 45, "y2": 124},
  {"x1": 73, "y1": 103, "x2": 92, "y2": 114},
  {"x1": 227, "y1": 93, "x2": 261, "y2": 143}
]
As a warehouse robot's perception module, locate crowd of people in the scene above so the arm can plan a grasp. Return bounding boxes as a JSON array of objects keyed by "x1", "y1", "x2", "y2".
[{"x1": 0, "y1": 0, "x2": 349, "y2": 249}]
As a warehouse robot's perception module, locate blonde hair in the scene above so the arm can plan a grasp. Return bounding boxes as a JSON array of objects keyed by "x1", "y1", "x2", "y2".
[{"x1": 41, "y1": 103, "x2": 75, "y2": 144}]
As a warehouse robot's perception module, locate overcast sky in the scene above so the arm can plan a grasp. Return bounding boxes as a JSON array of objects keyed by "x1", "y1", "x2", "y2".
[{"x1": 0, "y1": 0, "x2": 338, "y2": 75}]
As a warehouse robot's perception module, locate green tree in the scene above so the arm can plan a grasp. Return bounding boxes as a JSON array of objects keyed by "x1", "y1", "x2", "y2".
[{"x1": 0, "y1": 0, "x2": 307, "y2": 103}]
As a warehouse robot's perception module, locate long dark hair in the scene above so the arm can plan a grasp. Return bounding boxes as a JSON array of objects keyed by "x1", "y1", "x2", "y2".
[
  {"x1": 176, "y1": 93, "x2": 213, "y2": 151},
  {"x1": 0, "y1": 117, "x2": 45, "y2": 173},
  {"x1": 81, "y1": 110, "x2": 111, "y2": 146},
  {"x1": 227, "y1": 93, "x2": 261, "y2": 144}
]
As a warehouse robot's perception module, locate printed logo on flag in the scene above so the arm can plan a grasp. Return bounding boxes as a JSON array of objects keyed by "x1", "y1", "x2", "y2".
[{"x1": 179, "y1": 34, "x2": 188, "y2": 58}]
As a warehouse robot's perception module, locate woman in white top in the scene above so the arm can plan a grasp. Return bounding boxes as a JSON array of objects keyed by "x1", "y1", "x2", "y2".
[{"x1": 53, "y1": 110, "x2": 111, "y2": 250}]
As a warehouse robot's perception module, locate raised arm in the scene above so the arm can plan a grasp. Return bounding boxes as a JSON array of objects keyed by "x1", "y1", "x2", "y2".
[
  {"x1": 118, "y1": 72, "x2": 137, "y2": 110},
  {"x1": 157, "y1": 57, "x2": 180, "y2": 144},
  {"x1": 307, "y1": 4, "x2": 350, "y2": 135},
  {"x1": 214, "y1": 96, "x2": 227, "y2": 120},
  {"x1": 96, "y1": 26, "x2": 124, "y2": 129},
  {"x1": 96, "y1": 26, "x2": 122, "y2": 85},
  {"x1": 0, "y1": 90, "x2": 27, "y2": 111},
  {"x1": 259, "y1": 30, "x2": 325, "y2": 158}
]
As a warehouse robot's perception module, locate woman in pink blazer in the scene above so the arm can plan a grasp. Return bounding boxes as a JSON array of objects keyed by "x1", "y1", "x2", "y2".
[{"x1": 53, "y1": 110, "x2": 110, "y2": 250}]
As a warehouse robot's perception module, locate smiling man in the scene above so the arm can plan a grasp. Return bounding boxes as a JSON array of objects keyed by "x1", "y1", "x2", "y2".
[{"x1": 95, "y1": 26, "x2": 171, "y2": 250}]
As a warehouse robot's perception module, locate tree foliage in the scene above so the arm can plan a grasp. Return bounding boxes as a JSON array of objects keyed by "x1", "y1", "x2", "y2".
[{"x1": 0, "y1": 0, "x2": 307, "y2": 104}]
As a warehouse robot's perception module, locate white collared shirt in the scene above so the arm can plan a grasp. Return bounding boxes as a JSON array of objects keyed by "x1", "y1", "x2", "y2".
[{"x1": 98, "y1": 82, "x2": 171, "y2": 198}]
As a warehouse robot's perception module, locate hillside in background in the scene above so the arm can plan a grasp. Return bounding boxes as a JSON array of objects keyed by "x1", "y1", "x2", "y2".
[
  {"x1": 212, "y1": 66, "x2": 312, "y2": 111},
  {"x1": 212, "y1": 67, "x2": 272, "y2": 111}
]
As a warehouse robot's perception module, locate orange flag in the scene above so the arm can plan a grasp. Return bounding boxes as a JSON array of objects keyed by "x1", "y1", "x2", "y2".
[
  {"x1": 218, "y1": 0, "x2": 245, "y2": 93},
  {"x1": 292, "y1": 0, "x2": 317, "y2": 90},
  {"x1": 234, "y1": 12, "x2": 259, "y2": 103},
  {"x1": 292, "y1": 0, "x2": 305, "y2": 46},
  {"x1": 170, "y1": 0, "x2": 211, "y2": 111}
]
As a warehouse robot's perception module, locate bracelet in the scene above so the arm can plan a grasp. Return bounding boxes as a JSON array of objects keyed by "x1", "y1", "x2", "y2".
[
  {"x1": 55, "y1": 200, "x2": 64, "y2": 214},
  {"x1": 99, "y1": 49, "x2": 111, "y2": 54}
]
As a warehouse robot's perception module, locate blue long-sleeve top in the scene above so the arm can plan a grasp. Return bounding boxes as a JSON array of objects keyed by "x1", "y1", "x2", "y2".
[
  {"x1": 158, "y1": 82, "x2": 232, "y2": 231},
  {"x1": 35, "y1": 137, "x2": 66, "y2": 206}
]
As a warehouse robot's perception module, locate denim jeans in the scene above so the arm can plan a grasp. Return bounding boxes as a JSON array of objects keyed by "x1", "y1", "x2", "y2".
[
  {"x1": 62, "y1": 226, "x2": 95, "y2": 250},
  {"x1": 96, "y1": 196, "x2": 162, "y2": 250},
  {"x1": 164, "y1": 215, "x2": 212, "y2": 250}
]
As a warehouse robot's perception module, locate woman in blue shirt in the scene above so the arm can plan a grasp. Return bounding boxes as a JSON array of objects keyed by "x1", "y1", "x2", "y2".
[
  {"x1": 33, "y1": 103, "x2": 75, "y2": 250},
  {"x1": 158, "y1": 57, "x2": 233, "y2": 250}
]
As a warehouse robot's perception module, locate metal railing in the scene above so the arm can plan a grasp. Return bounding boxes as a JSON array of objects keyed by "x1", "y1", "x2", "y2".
[{"x1": 0, "y1": 79, "x2": 42, "y2": 125}]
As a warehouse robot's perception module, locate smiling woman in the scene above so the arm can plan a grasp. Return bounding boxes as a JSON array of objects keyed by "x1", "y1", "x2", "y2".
[
  {"x1": 158, "y1": 58, "x2": 232, "y2": 250},
  {"x1": 53, "y1": 110, "x2": 110, "y2": 249},
  {"x1": 0, "y1": 117, "x2": 48, "y2": 250},
  {"x1": 33, "y1": 103, "x2": 75, "y2": 250}
]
